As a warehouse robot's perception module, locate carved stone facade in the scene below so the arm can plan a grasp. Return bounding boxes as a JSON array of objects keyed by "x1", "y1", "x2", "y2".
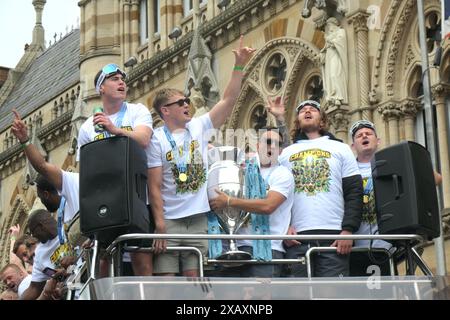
[{"x1": 0, "y1": 0, "x2": 449, "y2": 273}]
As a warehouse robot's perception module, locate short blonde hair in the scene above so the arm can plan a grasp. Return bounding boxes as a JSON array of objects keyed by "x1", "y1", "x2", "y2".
[{"x1": 152, "y1": 88, "x2": 184, "y2": 119}]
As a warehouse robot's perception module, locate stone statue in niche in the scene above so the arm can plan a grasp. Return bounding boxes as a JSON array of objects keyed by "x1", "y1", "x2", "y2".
[{"x1": 320, "y1": 17, "x2": 348, "y2": 107}]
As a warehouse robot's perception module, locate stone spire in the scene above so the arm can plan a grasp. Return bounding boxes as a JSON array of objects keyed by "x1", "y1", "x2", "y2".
[
  {"x1": 31, "y1": 0, "x2": 46, "y2": 50},
  {"x1": 184, "y1": 29, "x2": 219, "y2": 112}
]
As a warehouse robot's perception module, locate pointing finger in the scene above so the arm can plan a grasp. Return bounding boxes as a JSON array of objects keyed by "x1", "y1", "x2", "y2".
[{"x1": 12, "y1": 109, "x2": 21, "y2": 121}]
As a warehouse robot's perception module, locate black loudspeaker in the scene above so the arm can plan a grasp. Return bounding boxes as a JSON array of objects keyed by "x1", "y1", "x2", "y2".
[
  {"x1": 79, "y1": 136, "x2": 149, "y2": 244},
  {"x1": 371, "y1": 141, "x2": 440, "y2": 240}
]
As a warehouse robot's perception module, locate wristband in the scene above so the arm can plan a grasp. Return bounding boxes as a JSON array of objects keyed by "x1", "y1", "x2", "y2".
[
  {"x1": 227, "y1": 196, "x2": 231, "y2": 207},
  {"x1": 233, "y1": 65, "x2": 244, "y2": 71},
  {"x1": 21, "y1": 140, "x2": 31, "y2": 148}
]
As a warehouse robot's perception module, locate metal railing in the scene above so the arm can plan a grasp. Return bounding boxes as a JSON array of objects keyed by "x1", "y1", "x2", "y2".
[
  {"x1": 103, "y1": 233, "x2": 424, "y2": 277},
  {"x1": 67, "y1": 233, "x2": 432, "y2": 299}
]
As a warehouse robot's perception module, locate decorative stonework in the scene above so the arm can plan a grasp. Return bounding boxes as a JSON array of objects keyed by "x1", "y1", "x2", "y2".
[
  {"x1": 286, "y1": 46, "x2": 301, "y2": 62},
  {"x1": 404, "y1": 44, "x2": 415, "y2": 70},
  {"x1": 328, "y1": 109, "x2": 350, "y2": 133},
  {"x1": 377, "y1": 101, "x2": 402, "y2": 121},
  {"x1": 347, "y1": 11, "x2": 369, "y2": 33},
  {"x1": 249, "y1": 104, "x2": 268, "y2": 130},
  {"x1": 372, "y1": 0, "x2": 403, "y2": 92},
  {"x1": 249, "y1": 63, "x2": 261, "y2": 83},
  {"x1": 400, "y1": 98, "x2": 422, "y2": 118},
  {"x1": 127, "y1": 0, "x2": 302, "y2": 99},
  {"x1": 384, "y1": 0, "x2": 415, "y2": 96},
  {"x1": 264, "y1": 52, "x2": 287, "y2": 93},
  {"x1": 227, "y1": 37, "x2": 320, "y2": 129},
  {"x1": 0, "y1": 194, "x2": 30, "y2": 267},
  {"x1": 431, "y1": 83, "x2": 450, "y2": 99},
  {"x1": 304, "y1": 75, "x2": 324, "y2": 102}
]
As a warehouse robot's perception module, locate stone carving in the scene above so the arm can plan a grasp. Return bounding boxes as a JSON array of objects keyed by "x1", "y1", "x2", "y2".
[
  {"x1": 191, "y1": 87, "x2": 210, "y2": 118},
  {"x1": 320, "y1": 17, "x2": 348, "y2": 107}
]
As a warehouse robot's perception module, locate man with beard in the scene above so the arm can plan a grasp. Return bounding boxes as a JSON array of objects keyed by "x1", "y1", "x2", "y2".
[{"x1": 279, "y1": 100, "x2": 363, "y2": 277}]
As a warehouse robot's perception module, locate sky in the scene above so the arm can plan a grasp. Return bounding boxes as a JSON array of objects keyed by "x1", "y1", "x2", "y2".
[{"x1": 0, "y1": 0, "x2": 80, "y2": 68}]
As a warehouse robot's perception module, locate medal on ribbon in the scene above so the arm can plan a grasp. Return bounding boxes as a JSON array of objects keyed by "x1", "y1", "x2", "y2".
[
  {"x1": 164, "y1": 126, "x2": 191, "y2": 184},
  {"x1": 179, "y1": 172, "x2": 188, "y2": 182}
]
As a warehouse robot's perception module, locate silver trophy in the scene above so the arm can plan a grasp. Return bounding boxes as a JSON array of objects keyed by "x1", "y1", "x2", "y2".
[{"x1": 207, "y1": 146, "x2": 251, "y2": 260}]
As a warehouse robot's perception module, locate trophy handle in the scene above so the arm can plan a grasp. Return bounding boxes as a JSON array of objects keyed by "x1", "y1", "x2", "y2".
[{"x1": 235, "y1": 212, "x2": 251, "y2": 231}]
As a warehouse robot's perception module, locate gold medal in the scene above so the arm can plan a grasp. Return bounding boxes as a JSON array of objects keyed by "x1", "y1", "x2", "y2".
[
  {"x1": 179, "y1": 173, "x2": 187, "y2": 182},
  {"x1": 363, "y1": 195, "x2": 369, "y2": 204}
]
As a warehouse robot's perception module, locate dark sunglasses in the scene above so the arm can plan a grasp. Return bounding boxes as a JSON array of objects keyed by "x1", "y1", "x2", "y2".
[
  {"x1": 164, "y1": 98, "x2": 190, "y2": 107},
  {"x1": 265, "y1": 138, "x2": 281, "y2": 147}
]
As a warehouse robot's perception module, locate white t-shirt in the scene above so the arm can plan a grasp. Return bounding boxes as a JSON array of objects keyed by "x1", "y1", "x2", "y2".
[
  {"x1": 237, "y1": 165, "x2": 295, "y2": 252},
  {"x1": 31, "y1": 237, "x2": 73, "y2": 282},
  {"x1": 59, "y1": 171, "x2": 79, "y2": 224},
  {"x1": 76, "y1": 102, "x2": 153, "y2": 162},
  {"x1": 354, "y1": 161, "x2": 392, "y2": 250},
  {"x1": 147, "y1": 114, "x2": 213, "y2": 219},
  {"x1": 18, "y1": 274, "x2": 32, "y2": 298},
  {"x1": 279, "y1": 136, "x2": 360, "y2": 232}
]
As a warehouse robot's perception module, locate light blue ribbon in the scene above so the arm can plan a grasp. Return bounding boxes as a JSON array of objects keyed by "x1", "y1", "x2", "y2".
[
  {"x1": 104, "y1": 102, "x2": 127, "y2": 138},
  {"x1": 245, "y1": 159, "x2": 272, "y2": 261},
  {"x1": 163, "y1": 126, "x2": 191, "y2": 177},
  {"x1": 207, "y1": 211, "x2": 223, "y2": 259}
]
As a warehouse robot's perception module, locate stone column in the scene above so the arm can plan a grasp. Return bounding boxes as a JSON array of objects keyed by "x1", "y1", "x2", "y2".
[
  {"x1": 130, "y1": 0, "x2": 140, "y2": 56},
  {"x1": 432, "y1": 84, "x2": 450, "y2": 208},
  {"x1": 400, "y1": 98, "x2": 421, "y2": 141},
  {"x1": 114, "y1": 0, "x2": 120, "y2": 48},
  {"x1": 160, "y1": 0, "x2": 169, "y2": 49},
  {"x1": 378, "y1": 102, "x2": 401, "y2": 146},
  {"x1": 348, "y1": 11, "x2": 371, "y2": 121},
  {"x1": 91, "y1": 0, "x2": 98, "y2": 51},
  {"x1": 174, "y1": 0, "x2": 184, "y2": 29},
  {"x1": 80, "y1": 4, "x2": 86, "y2": 54},
  {"x1": 147, "y1": 0, "x2": 155, "y2": 57},
  {"x1": 123, "y1": 0, "x2": 131, "y2": 59},
  {"x1": 328, "y1": 110, "x2": 350, "y2": 143}
]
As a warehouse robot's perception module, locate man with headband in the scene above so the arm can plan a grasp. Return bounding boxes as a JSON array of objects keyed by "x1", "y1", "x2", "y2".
[
  {"x1": 76, "y1": 63, "x2": 154, "y2": 276},
  {"x1": 279, "y1": 100, "x2": 363, "y2": 277}
]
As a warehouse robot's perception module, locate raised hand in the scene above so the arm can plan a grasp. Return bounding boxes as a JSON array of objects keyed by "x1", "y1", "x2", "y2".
[
  {"x1": 8, "y1": 224, "x2": 20, "y2": 238},
  {"x1": 232, "y1": 35, "x2": 256, "y2": 67},
  {"x1": 11, "y1": 110, "x2": 29, "y2": 143},
  {"x1": 266, "y1": 96, "x2": 286, "y2": 122}
]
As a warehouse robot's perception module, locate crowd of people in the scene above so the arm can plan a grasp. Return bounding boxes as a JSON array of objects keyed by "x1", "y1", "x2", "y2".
[{"x1": 0, "y1": 35, "x2": 442, "y2": 299}]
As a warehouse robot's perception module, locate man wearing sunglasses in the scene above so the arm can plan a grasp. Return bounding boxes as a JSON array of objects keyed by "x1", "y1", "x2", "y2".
[
  {"x1": 209, "y1": 128, "x2": 294, "y2": 277},
  {"x1": 278, "y1": 100, "x2": 363, "y2": 278},
  {"x1": 76, "y1": 63, "x2": 154, "y2": 276},
  {"x1": 147, "y1": 36, "x2": 256, "y2": 277}
]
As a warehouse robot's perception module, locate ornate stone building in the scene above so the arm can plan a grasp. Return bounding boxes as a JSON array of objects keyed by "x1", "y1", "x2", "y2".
[{"x1": 0, "y1": 0, "x2": 449, "y2": 273}]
